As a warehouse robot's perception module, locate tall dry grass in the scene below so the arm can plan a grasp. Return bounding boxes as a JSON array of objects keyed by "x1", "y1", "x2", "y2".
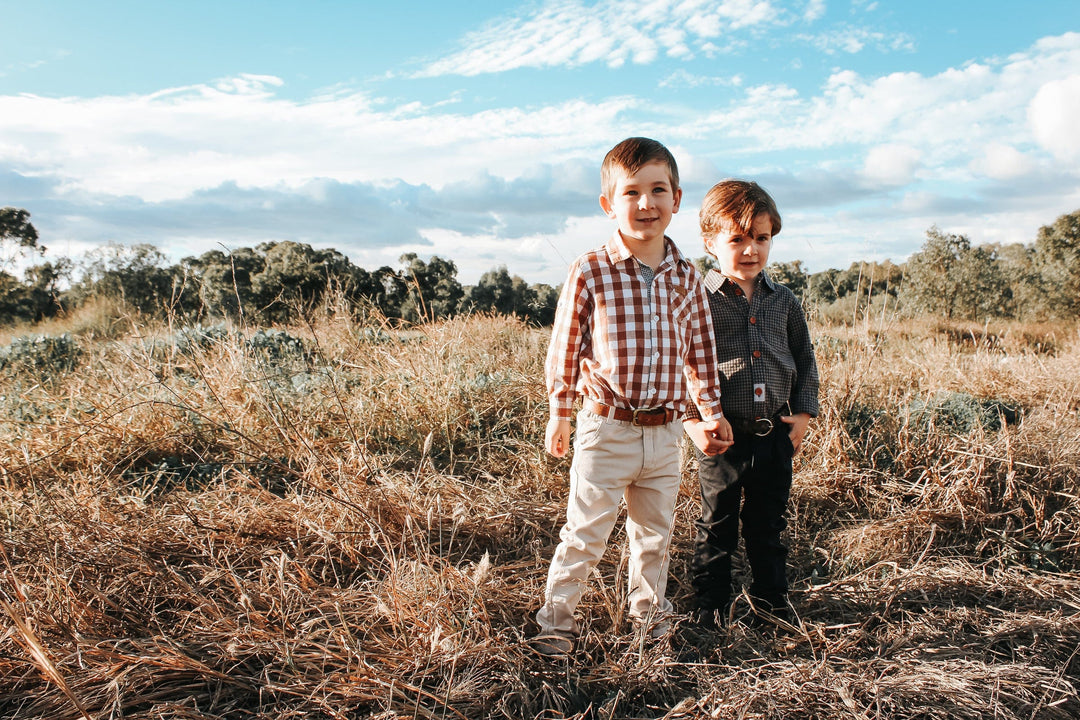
[{"x1": 1, "y1": 304, "x2": 1078, "y2": 719}]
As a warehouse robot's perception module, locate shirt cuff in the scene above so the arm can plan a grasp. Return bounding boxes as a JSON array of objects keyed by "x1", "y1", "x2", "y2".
[
  {"x1": 549, "y1": 399, "x2": 575, "y2": 421},
  {"x1": 686, "y1": 401, "x2": 723, "y2": 422}
]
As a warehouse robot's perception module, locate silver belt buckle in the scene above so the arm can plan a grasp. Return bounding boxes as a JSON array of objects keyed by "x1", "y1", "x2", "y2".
[{"x1": 754, "y1": 418, "x2": 773, "y2": 436}]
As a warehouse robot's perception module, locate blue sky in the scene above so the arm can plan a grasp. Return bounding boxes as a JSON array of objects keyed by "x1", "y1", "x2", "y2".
[{"x1": 2, "y1": 1, "x2": 1079, "y2": 284}]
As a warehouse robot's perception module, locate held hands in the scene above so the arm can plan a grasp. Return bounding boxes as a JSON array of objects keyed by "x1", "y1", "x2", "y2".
[
  {"x1": 545, "y1": 417, "x2": 572, "y2": 458},
  {"x1": 683, "y1": 416, "x2": 734, "y2": 456},
  {"x1": 780, "y1": 412, "x2": 811, "y2": 454}
]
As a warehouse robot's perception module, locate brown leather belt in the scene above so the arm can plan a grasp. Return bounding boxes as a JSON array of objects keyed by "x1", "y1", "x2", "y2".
[{"x1": 584, "y1": 399, "x2": 678, "y2": 426}]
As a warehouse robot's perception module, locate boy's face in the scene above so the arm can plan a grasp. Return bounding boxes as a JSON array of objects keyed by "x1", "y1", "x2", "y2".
[
  {"x1": 599, "y1": 161, "x2": 681, "y2": 246},
  {"x1": 706, "y1": 211, "x2": 773, "y2": 283}
]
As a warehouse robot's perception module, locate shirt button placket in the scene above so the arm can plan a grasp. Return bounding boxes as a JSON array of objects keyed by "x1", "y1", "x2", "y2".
[
  {"x1": 644, "y1": 299, "x2": 659, "y2": 406},
  {"x1": 749, "y1": 312, "x2": 762, "y2": 409}
]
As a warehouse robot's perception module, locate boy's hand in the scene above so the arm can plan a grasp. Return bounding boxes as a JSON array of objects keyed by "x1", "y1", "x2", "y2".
[
  {"x1": 683, "y1": 417, "x2": 733, "y2": 456},
  {"x1": 780, "y1": 412, "x2": 811, "y2": 454},
  {"x1": 545, "y1": 417, "x2": 571, "y2": 458}
]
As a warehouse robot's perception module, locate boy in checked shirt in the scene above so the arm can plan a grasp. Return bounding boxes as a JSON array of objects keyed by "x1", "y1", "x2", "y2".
[
  {"x1": 682, "y1": 180, "x2": 819, "y2": 629},
  {"x1": 532, "y1": 137, "x2": 731, "y2": 656}
]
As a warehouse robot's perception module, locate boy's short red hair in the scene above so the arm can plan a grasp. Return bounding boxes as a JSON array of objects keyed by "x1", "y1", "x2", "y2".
[
  {"x1": 601, "y1": 137, "x2": 680, "y2": 200},
  {"x1": 700, "y1": 179, "x2": 782, "y2": 240}
]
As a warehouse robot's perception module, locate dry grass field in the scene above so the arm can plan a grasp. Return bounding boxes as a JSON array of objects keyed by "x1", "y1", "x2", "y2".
[{"x1": 1, "y1": 300, "x2": 1078, "y2": 719}]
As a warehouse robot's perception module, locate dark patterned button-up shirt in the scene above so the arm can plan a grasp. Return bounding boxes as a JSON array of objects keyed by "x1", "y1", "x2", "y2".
[{"x1": 688, "y1": 269, "x2": 819, "y2": 421}]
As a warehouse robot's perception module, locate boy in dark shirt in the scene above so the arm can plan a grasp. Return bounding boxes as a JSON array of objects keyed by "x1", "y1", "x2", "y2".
[{"x1": 682, "y1": 179, "x2": 820, "y2": 627}]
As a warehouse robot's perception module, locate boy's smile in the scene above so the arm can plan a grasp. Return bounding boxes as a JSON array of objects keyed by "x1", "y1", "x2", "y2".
[
  {"x1": 707, "y1": 212, "x2": 774, "y2": 288},
  {"x1": 599, "y1": 161, "x2": 682, "y2": 248}
]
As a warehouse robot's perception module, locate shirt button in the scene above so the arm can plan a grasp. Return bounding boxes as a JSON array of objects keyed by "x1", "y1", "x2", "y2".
[
  {"x1": 749, "y1": 316, "x2": 757, "y2": 324},
  {"x1": 649, "y1": 388, "x2": 657, "y2": 395},
  {"x1": 735, "y1": 288, "x2": 743, "y2": 296},
  {"x1": 752, "y1": 350, "x2": 761, "y2": 358}
]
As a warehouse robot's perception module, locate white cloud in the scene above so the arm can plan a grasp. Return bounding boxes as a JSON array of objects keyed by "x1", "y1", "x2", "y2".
[
  {"x1": 1029, "y1": 74, "x2": 1080, "y2": 162},
  {"x1": 861, "y1": 144, "x2": 922, "y2": 186},
  {"x1": 803, "y1": 0, "x2": 826, "y2": 22},
  {"x1": 719, "y1": 0, "x2": 778, "y2": 30},
  {"x1": 416, "y1": 0, "x2": 786, "y2": 77},
  {"x1": 970, "y1": 143, "x2": 1036, "y2": 180},
  {"x1": 423, "y1": 214, "x2": 614, "y2": 286},
  {"x1": 690, "y1": 31, "x2": 1080, "y2": 183},
  {"x1": 0, "y1": 79, "x2": 638, "y2": 202}
]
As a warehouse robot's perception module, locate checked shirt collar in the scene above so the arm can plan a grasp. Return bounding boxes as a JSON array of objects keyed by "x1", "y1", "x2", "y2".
[{"x1": 603, "y1": 231, "x2": 686, "y2": 275}]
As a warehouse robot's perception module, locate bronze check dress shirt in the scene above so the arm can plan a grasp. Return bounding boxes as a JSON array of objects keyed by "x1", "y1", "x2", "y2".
[{"x1": 546, "y1": 231, "x2": 724, "y2": 422}]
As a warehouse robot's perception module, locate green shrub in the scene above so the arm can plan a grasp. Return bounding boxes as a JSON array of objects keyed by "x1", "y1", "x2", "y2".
[
  {"x1": 175, "y1": 323, "x2": 232, "y2": 355},
  {"x1": 841, "y1": 400, "x2": 896, "y2": 469},
  {"x1": 245, "y1": 328, "x2": 310, "y2": 363},
  {"x1": 908, "y1": 391, "x2": 1021, "y2": 434},
  {"x1": 356, "y1": 326, "x2": 397, "y2": 345},
  {"x1": 0, "y1": 333, "x2": 82, "y2": 375},
  {"x1": 122, "y1": 456, "x2": 225, "y2": 495},
  {"x1": 142, "y1": 323, "x2": 233, "y2": 361}
]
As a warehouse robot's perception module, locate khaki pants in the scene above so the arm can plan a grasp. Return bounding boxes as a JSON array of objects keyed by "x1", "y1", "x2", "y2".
[{"x1": 536, "y1": 408, "x2": 683, "y2": 636}]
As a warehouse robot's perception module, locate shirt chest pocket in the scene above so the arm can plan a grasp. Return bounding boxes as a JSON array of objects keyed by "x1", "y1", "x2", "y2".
[{"x1": 663, "y1": 283, "x2": 694, "y2": 328}]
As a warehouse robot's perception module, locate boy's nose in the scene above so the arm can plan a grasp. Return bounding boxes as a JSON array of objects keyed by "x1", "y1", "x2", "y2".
[{"x1": 637, "y1": 194, "x2": 652, "y2": 209}]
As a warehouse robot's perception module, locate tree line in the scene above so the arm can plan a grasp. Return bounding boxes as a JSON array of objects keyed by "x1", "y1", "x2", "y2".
[
  {"x1": 0, "y1": 212, "x2": 559, "y2": 326},
  {"x1": 2, "y1": 206, "x2": 1078, "y2": 328}
]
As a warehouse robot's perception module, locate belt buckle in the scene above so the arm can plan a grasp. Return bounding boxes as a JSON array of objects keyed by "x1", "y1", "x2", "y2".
[
  {"x1": 632, "y1": 407, "x2": 662, "y2": 426},
  {"x1": 753, "y1": 418, "x2": 773, "y2": 436}
]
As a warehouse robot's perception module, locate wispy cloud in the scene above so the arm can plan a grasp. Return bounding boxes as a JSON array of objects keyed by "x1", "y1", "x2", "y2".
[
  {"x1": 413, "y1": 0, "x2": 921, "y2": 77},
  {"x1": 0, "y1": 49, "x2": 71, "y2": 78},
  {"x1": 414, "y1": 0, "x2": 789, "y2": 77},
  {"x1": 658, "y1": 68, "x2": 744, "y2": 89},
  {"x1": 802, "y1": 0, "x2": 826, "y2": 22},
  {"x1": 799, "y1": 25, "x2": 915, "y2": 55}
]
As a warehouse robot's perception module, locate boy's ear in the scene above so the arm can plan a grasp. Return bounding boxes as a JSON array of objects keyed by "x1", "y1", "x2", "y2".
[
  {"x1": 672, "y1": 186, "x2": 683, "y2": 214},
  {"x1": 599, "y1": 192, "x2": 616, "y2": 218}
]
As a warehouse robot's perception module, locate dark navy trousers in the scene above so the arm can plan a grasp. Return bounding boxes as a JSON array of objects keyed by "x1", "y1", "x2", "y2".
[{"x1": 691, "y1": 423, "x2": 795, "y2": 612}]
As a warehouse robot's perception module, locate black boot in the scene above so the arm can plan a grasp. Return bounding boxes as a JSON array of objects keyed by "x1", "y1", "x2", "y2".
[{"x1": 690, "y1": 596, "x2": 730, "y2": 631}]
